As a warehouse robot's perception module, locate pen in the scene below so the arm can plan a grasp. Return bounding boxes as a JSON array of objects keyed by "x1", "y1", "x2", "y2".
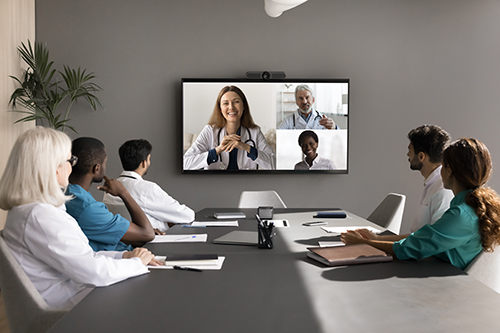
[
  {"x1": 173, "y1": 266, "x2": 202, "y2": 272},
  {"x1": 182, "y1": 225, "x2": 206, "y2": 228},
  {"x1": 174, "y1": 235, "x2": 197, "y2": 241}
]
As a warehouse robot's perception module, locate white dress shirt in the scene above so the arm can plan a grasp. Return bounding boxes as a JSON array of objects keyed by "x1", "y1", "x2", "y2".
[
  {"x1": 102, "y1": 171, "x2": 195, "y2": 232},
  {"x1": 3, "y1": 202, "x2": 149, "y2": 308},
  {"x1": 294, "y1": 156, "x2": 337, "y2": 170},
  {"x1": 410, "y1": 165, "x2": 454, "y2": 233}
]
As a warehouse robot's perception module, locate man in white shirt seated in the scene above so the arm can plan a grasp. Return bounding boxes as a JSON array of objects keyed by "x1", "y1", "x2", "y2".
[
  {"x1": 406, "y1": 124, "x2": 454, "y2": 233},
  {"x1": 103, "y1": 139, "x2": 195, "y2": 233},
  {"x1": 353, "y1": 125, "x2": 454, "y2": 243}
]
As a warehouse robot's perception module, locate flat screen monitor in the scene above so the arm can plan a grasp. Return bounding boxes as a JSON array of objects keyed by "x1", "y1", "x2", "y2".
[{"x1": 182, "y1": 78, "x2": 349, "y2": 174}]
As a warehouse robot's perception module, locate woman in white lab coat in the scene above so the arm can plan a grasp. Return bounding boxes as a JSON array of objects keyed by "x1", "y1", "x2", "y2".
[
  {"x1": 0, "y1": 127, "x2": 158, "y2": 308},
  {"x1": 183, "y1": 85, "x2": 275, "y2": 170}
]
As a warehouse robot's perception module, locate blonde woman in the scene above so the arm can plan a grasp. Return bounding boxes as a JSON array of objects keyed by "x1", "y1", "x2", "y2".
[{"x1": 0, "y1": 127, "x2": 158, "y2": 308}]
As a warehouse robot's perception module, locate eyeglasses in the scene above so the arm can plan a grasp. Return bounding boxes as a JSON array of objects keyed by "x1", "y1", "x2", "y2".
[{"x1": 67, "y1": 155, "x2": 78, "y2": 167}]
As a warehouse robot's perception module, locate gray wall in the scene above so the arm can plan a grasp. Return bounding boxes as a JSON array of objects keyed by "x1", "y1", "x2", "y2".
[{"x1": 36, "y1": 0, "x2": 500, "y2": 233}]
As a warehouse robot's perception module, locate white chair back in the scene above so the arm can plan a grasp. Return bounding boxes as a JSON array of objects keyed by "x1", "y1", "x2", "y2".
[
  {"x1": 367, "y1": 193, "x2": 406, "y2": 235},
  {"x1": 238, "y1": 190, "x2": 287, "y2": 209},
  {"x1": 0, "y1": 230, "x2": 69, "y2": 333},
  {"x1": 465, "y1": 249, "x2": 500, "y2": 293}
]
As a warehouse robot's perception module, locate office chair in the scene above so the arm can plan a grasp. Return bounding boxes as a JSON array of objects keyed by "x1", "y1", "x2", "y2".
[
  {"x1": 0, "y1": 231, "x2": 70, "y2": 333},
  {"x1": 465, "y1": 249, "x2": 500, "y2": 293},
  {"x1": 238, "y1": 190, "x2": 287, "y2": 209},
  {"x1": 366, "y1": 193, "x2": 406, "y2": 235}
]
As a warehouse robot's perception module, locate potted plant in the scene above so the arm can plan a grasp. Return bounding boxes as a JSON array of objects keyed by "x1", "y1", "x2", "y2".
[{"x1": 9, "y1": 40, "x2": 103, "y2": 133}]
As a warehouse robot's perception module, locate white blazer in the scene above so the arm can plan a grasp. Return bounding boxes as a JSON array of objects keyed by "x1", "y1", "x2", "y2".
[
  {"x1": 184, "y1": 125, "x2": 276, "y2": 170},
  {"x1": 3, "y1": 203, "x2": 148, "y2": 308}
]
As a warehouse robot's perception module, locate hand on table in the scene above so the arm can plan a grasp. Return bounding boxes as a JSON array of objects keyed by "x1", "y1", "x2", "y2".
[
  {"x1": 123, "y1": 247, "x2": 160, "y2": 266},
  {"x1": 340, "y1": 230, "x2": 366, "y2": 245},
  {"x1": 154, "y1": 228, "x2": 166, "y2": 235}
]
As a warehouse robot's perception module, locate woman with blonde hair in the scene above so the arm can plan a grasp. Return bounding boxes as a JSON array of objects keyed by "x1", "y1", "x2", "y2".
[
  {"x1": 0, "y1": 127, "x2": 157, "y2": 308},
  {"x1": 183, "y1": 85, "x2": 275, "y2": 170},
  {"x1": 342, "y1": 138, "x2": 500, "y2": 269}
]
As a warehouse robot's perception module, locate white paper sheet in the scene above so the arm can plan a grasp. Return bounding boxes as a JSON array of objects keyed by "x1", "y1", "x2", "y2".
[
  {"x1": 318, "y1": 241, "x2": 345, "y2": 247},
  {"x1": 320, "y1": 226, "x2": 381, "y2": 235},
  {"x1": 149, "y1": 234, "x2": 208, "y2": 243},
  {"x1": 149, "y1": 256, "x2": 225, "y2": 270},
  {"x1": 191, "y1": 221, "x2": 239, "y2": 227}
]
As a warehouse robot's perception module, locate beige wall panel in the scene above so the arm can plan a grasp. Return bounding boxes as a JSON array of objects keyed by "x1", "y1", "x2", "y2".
[{"x1": 0, "y1": 0, "x2": 35, "y2": 229}]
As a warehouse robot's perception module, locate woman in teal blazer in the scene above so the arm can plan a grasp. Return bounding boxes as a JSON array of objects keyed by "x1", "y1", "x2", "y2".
[{"x1": 342, "y1": 138, "x2": 500, "y2": 270}]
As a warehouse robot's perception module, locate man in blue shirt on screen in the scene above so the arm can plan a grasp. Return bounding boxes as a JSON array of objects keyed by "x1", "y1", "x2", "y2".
[
  {"x1": 278, "y1": 84, "x2": 339, "y2": 130},
  {"x1": 65, "y1": 137, "x2": 155, "y2": 252}
]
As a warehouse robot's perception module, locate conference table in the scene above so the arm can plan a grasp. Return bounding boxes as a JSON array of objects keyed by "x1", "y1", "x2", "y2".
[{"x1": 48, "y1": 208, "x2": 500, "y2": 333}]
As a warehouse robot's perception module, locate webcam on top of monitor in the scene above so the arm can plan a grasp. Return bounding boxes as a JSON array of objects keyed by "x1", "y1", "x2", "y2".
[{"x1": 246, "y1": 71, "x2": 286, "y2": 80}]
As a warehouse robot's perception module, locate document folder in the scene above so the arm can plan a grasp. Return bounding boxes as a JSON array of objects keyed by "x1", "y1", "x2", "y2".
[{"x1": 307, "y1": 243, "x2": 392, "y2": 266}]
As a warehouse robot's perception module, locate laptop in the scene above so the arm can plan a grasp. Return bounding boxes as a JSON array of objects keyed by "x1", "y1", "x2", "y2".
[{"x1": 213, "y1": 231, "x2": 258, "y2": 245}]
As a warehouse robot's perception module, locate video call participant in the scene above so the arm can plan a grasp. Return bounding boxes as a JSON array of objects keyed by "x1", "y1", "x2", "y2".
[
  {"x1": 278, "y1": 84, "x2": 338, "y2": 130},
  {"x1": 341, "y1": 138, "x2": 500, "y2": 270},
  {"x1": 66, "y1": 137, "x2": 155, "y2": 252},
  {"x1": 103, "y1": 139, "x2": 195, "y2": 233},
  {"x1": 183, "y1": 85, "x2": 275, "y2": 170},
  {"x1": 0, "y1": 127, "x2": 156, "y2": 308},
  {"x1": 294, "y1": 130, "x2": 336, "y2": 170}
]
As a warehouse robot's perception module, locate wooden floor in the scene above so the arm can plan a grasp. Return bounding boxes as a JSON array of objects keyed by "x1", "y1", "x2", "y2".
[{"x1": 0, "y1": 292, "x2": 11, "y2": 333}]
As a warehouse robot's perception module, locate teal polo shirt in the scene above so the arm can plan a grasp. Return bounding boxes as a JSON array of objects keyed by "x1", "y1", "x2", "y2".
[{"x1": 65, "y1": 184, "x2": 133, "y2": 252}]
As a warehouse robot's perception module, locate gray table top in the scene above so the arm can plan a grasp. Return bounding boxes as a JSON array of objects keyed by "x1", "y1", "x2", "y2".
[{"x1": 48, "y1": 208, "x2": 500, "y2": 333}]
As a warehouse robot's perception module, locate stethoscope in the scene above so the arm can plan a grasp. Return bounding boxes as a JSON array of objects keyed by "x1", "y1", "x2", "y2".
[
  {"x1": 292, "y1": 110, "x2": 322, "y2": 129},
  {"x1": 216, "y1": 126, "x2": 256, "y2": 170}
]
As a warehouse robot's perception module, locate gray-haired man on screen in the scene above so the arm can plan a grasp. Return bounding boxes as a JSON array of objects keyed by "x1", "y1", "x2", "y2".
[{"x1": 278, "y1": 84, "x2": 339, "y2": 130}]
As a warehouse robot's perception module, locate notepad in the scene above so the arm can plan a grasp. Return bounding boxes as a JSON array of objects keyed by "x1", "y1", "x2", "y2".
[
  {"x1": 321, "y1": 226, "x2": 381, "y2": 235},
  {"x1": 307, "y1": 244, "x2": 392, "y2": 266},
  {"x1": 150, "y1": 256, "x2": 226, "y2": 270},
  {"x1": 191, "y1": 221, "x2": 239, "y2": 227},
  {"x1": 213, "y1": 212, "x2": 246, "y2": 219},
  {"x1": 149, "y1": 234, "x2": 208, "y2": 243},
  {"x1": 160, "y1": 254, "x2": 219, "y2": 266}
]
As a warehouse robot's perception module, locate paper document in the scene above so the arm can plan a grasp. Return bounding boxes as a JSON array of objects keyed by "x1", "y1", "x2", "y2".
[
  {"x1": 149, "y1": 234, "x2": 208, "y2": 243},
  {"x1": 149, "y1": 256, "x2": 225, "y2": 270},
  {"x1": 318, "y1": 241, "x2": 345, "y2": 247},
  {"x1": 321, "y1": 226, "x2": 381, "y2": 235},
  {"x1": 191, "y1": 221, "x2": 239, "y2": 227}
]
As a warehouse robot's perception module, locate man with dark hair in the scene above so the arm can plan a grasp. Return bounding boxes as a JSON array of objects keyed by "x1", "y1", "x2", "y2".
[
  {"x1": 66, "y1": 137, "x2": 155, "y2": 252},
  {"x1": 350, "y1": 125, "x2": 454, "y2": 243},
  {"x1": 103, "y1": 139, "x2": 194, "y2": 233},
  {"x1": 406, "y1": 124, "x2": 453, "y2": 232}
]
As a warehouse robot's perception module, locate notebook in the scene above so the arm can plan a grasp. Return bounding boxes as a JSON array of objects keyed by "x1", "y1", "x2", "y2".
[
  {"x1": 307, "y1": 243, "x2": 392, "y2": 266},
  {"x1": 213, "y1": 231, "x2": 258, "y2": 245}
]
